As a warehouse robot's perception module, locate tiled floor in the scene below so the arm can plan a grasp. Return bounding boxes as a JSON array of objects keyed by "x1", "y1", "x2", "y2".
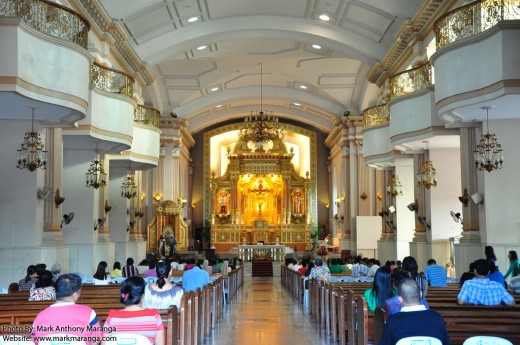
[{"x1": 208, "y1": 276, "x2": 331, "y2": 345}]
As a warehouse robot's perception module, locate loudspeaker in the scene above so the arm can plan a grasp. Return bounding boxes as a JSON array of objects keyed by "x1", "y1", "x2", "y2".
[{"x1": 470, "y1": 192, "x2": 483, "y2": 204}]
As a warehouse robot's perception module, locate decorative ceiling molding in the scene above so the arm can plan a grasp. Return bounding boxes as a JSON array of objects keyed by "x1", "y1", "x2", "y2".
[
  {"x1": 72, "y1": 0, "x2": 156, "y2": 85},
  {"x1": 367, "y1": 0, "x2": 451, "y2": 86}
]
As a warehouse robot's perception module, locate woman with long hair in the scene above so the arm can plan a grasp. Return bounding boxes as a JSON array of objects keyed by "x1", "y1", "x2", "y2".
[
  {"x1": 103, "y1": 276, "x2": 165, "y2": 345},
  {"x1": 142, "y1": 261, "x2": 183, "y2": 310},
  {"x1": 402, "y1": 256, "x2": 428, "y2": 298},
  {"x1": 29, "y1": 270, "x2": 56, "y2": 301},
  {"x1": 485, "y1": 246, "x2": 497, "y2": 264},
  {"x1": 504, "y1": 250, "x2": 520, "y2": 280},
  {"x1": 363, "y1": 266, "x2": 396, "y2": 311},
  {"x1": 93, "y1": 261, "x2": 109, "y2": 285}
]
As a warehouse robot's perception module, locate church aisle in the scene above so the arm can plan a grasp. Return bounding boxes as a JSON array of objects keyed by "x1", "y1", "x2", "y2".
[{"x1": 209, "y1": 276, "x2": 331, "y2": 345}]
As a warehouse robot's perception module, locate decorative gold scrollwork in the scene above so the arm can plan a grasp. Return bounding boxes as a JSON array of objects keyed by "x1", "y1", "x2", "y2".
[
  {"x1": 362, "y1": 104, "x2": 389, "y2": 128},
  {"x1": 135, "y1": 105, "x2": 160, "y2": 128},
  {"x1": 389, "y1": 62, "x2": 432, "y2": 100},
  {"x1": 90, "y1": 62, "x2": 134, "y2": 98}
]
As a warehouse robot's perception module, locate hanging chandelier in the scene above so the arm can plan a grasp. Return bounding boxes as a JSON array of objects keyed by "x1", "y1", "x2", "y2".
[
  {"x1": 16, "y1": 107, "x2": 48, "y2": 172},
  {"x1": 417, "y1": 141, "x2": 437, "y2": 189},
  {"x1": 86, "y1": 144, "x2": 107, "y2": 189},
  {"x1": 239, "y1": 64, "x2": 284, "y2": 152},
  {"x1": 474, "y1": 106, "x2": 504, "y2": 172},
  {"x1": 386, "y1": 174, "x2": 403, "y2": 197},
  {"x1": 121, "y1": 170, "x2": 137, "y2": 199}
]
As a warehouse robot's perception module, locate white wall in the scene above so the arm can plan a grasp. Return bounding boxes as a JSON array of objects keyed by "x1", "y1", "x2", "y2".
[
  {"x1": 395, "y1": 163, "x2": 415, "y2": 259},
  {"x1": 109, "y1": 167, "x2": 130, "y2": 243},
  {"x1": 430, "y1": 148, "x2": 462, "y2": 241}
]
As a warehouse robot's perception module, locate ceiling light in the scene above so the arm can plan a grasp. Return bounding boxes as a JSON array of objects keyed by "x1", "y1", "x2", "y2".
[
  {"x1": 216, "y1": 104, "x2": 223, "y2": 108},
  {"x1": 299, "y1": 85, "x2": 308, "y2": 89},
  {"x1": 417, "y1": 142, "x2": 437, "y2": 190},
  {"x1": 210, "y1": 87, "x2": 219, "y2": 92},
  {"x1": 474, "y1": 106, "x2": 504, "y2": 172},
  {"x1": 16, "y1": 107, "x2": 47, "y2": 172},
  {"x1": 312, "y1": 44, "x2": 322, "y2": 50},
  {"x1": 197, "y1": 45, "x2": 207, "y2": 50},
  {"x1": 319, "y1": 14, "x2": 330, "y2": 21},
  {"x1": 187, "y1": 16, "x2": 198, "y2": 23},
  {"x1": 293, "y1": 102, "x2": 301, "y2": 106}
]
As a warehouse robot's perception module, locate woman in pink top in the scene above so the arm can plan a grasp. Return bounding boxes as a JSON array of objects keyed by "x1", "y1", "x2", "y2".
[{"x1": 103, "y1": 276, "x2": 165, "y2": 345}]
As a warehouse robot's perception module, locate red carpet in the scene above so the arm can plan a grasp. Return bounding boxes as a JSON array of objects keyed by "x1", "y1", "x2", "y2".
[{"x1": 252, "y1": 260, "x2": 273, "y2": 277}]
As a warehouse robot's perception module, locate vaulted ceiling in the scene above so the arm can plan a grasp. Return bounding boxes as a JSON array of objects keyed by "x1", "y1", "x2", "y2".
[{"x1": 99, "y1": 0, "x2": 427, "y2": 133}]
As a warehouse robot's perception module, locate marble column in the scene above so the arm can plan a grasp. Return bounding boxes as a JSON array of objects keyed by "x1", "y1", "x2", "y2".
[
  {"x1": 378, "y1": 169, "x2": 398, "y2": 261},
  {"x1": 410, "y1": 153, "x2": 431, "y2": 265}
]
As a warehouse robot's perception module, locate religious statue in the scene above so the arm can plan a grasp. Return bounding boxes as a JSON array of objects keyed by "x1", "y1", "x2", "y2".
[
  {"x1": 295, "y1": 193, "x2": 301, "y2": 214},
  {"x1": 158, "y1": 227, "x2": 177, "y2": 258},
  {"x1": 220, "y1": 192, "x2": 227, "y2": 214}
]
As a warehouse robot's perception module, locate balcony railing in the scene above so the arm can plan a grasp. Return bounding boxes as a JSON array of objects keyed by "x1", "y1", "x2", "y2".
[
  {"x1": 435, "y1": 0, "x2": 520, "y2": 50},
  {"x1": 389, "y1": 62, "x2": 432, "y2": 100},
  {"x1": 135, "y1": 104, "x2": 160, "y2": 128},
  {"x1": 362, "y1": 104, "x2": 389, "y2": 128},
  {"x1": 90, "y1": 62, "x2": 134, "y2": 98},
  {"x1": 0, "y1": 0, "x2": 90, "y2": 49}
]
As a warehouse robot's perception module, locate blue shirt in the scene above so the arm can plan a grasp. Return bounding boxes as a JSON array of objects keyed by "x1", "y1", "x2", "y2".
[
  {"x1": 182, "y1": 266, "x2": 209, "y2": 292},
  {"x1": 424, "y1": 264, "x2": 447, "y2": 287},
  {"x1": 458, "y1": 277, "x2": 514, "y2": 305}
]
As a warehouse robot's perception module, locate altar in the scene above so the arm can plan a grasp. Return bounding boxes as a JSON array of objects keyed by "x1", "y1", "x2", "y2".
[{"x1": 238, "y1": 244, "x2": 286, "y2": 262}]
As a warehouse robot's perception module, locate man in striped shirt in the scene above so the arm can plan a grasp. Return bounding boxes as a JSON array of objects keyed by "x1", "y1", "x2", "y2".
[
  {"x1": 122, "y1": 257, "x2": 139, "y2": 278},
  {"x1": 457, "y1": 259, "x2": 515, "y2": 306},
  {"x1": 424, "y1": 259, "x2": 447, "y2": 287}
]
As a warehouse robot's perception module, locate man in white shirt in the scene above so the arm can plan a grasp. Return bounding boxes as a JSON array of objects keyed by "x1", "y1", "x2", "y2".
[{"x1": 367, "y1": 258, "x2": 380, "y2": 277}]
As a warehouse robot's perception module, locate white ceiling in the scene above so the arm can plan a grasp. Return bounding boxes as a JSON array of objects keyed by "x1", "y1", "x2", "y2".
[{"x1": 99, "y1": 0, "x2": 425, "y2": 133}]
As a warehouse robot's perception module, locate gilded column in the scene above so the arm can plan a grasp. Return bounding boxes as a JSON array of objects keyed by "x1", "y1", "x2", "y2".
[
  {"x1": 412, "y1": 153, "x2": 427, "y2": 241},
  {"x1": 381, "y1": 169, "x2": 395, "y2": 239},
  {"x1": 326, "y1": 158, "x2": 333, "y2": 232},
  {"x1": 172, "y1": 146, "x2": 181, "y2": 202},
  {"x1": 43, "y1": 128, "x2": 64, "y2": 246},
  {"x1": 339, "y1": 141, "x2": 349, "y2": 238}
]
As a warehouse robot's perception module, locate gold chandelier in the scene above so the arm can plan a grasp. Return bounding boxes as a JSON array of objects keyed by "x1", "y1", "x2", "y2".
[
  {"x1": 121, "y1": 163, "x2": 137, "y2": 199},
  {"x1": 239, "y1": 64, "x2": 284, "y2": 151},
  {"x1": 417, "y1": 141, "x2": 437, "y2": 189},
  {"x1": 86, "y1": 143, "x2": 107, "y2": 189},
  {"x1": 386, "y1": 175, "x2": 403, "y2": 197},
  {"x1": 16, "y1": 107, "x2": 48, "y2": 172},
  {"x1": 474, "y1": 106, "x2": 504, "y2": 172}
]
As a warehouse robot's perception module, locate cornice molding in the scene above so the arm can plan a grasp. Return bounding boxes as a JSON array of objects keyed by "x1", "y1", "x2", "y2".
[
  {"x1": 367, "y1": 0, "x2": 452, "y2": 86},
  {"x1": 72, "y1": 0, "x2": 156, "y2": 85}
]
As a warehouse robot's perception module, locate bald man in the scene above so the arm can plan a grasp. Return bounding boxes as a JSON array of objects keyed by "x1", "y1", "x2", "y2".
[{"x1": 379, "y1": 278, "x2": 449, "y2": 345}]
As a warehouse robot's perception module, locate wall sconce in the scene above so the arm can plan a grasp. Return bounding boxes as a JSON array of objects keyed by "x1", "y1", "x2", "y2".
[
  {"x1": 458, "y1": 188, "x2": 469, "y2": 207},
  {"x1": 335, "y1": 195, "x2": 345, "y2": 208},
  {"x1": 178, "y1": 197, "x2": 187, "y2": 208},
  {"x1": 104, "y1": 200, "x2": 113, "y2": 214},
  {"x1": 153, "y1": 193, "x2": 162, "y2": 202},
  {"x1": 140, "y1": 193, "x2": 146, "y2": 201},
  {"x1": 360, "y1": 192, "x2": 368, "y2": 200},
  {"x1": 325, "y1": 203, "x2": 329, "y2": 209},
  {"x1": 191, "y1": 202, "x2": 196, "y2": 208},
  {"x1": 377, "y1": 192, "x2": 383, "y2": 200},
  {"x1": 333, "y1": 214, "x2": 344, "y2": 225},
  {"x1": 54, "y1": 189, "x2": 65, "y2": 208}
]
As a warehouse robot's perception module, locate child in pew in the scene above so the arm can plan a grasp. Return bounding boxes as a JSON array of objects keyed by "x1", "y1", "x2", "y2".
[{"x1": 103, "y1": 276, "x2": 165, "y2": 345}]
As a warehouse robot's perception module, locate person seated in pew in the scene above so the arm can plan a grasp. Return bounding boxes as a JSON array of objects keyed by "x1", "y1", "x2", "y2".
[
  {"x1": 144, "y1": 260, "x2": 158, "y2": 278},
  {"x1": 142, "y1": 261, "x2": 183, "y2": 310},
  {"x1": 424, "y1": 259, "x2": 447, "y2": 287},
  {"x1": 328, "y1": 259, "x2": 342, "y2": 274},
  {"x1": 110, "y1": 262, "x2": 123, "y2": 278},
  {"x1": 402, "y1": 256, "x2": 428, "y2": 297},
  {"x1": 298, "y1": 259, "x2": 309, "y2": 276},
  {"x1": 93, "y1": 261, "x2": 110, "y2": 285},
  {"x1": 503, "y1": 250, "x2": 520, "y2": 281},
  {"x1": 19, "y1": 265, "x2": 38, "y2": 291},
  {"x1": 352, "y1": 257, "x2": 370, "y2": 276},
  {"x1": 363, "y1": 266, "x2": 396, "y2": 311},
  {"x1": 32, "y1": 273, "x2": 103, "y2": 345},
  {"x1": 457, "y1": 259, "x2": 515, "y2": 306},
  {"x1": 182, "y1": 258, "x2": 210, "y2": 292},
  {"x1": 459, "y1": 262, "x2": 475, "y2": 287},
  {"x1": 488, "y1": 261, "x2": 506, "y2": 287},
  {"x1": 29, "y1": 270, "x2": 56, "y2": 301},
  {"x1": 123, "y1": 258, "x2": 139, "y2": 278},
  {"x1": 210, "y1": 258, "x2": 220, "y2": 274},
  {"x1": 379, "y1": 278, "x2": 449, "y2": 345},
  {"x1": 309, "y1": 258, "x2": 331, "y2": 282},
  {"x1": 339, "y1": 259, "x2": 350, "y2": 273},
  {"x1": 292, "y1": 259, "x2": 302, "y2": 272},
  {"x1": 102, "y1": 276, "x2": 165, "y2": 345},
  {"x1": 202, "y1": 259, "x2": 213, "y2": 276},
  {"x1": 385, "y1": 270, "x2": 429, "y2": 315},
  {"x1": 51, "y1": 263, "x2": 62, "y2": 282},
  {"x1": 367, "y1": 258, "x2": 380, "y2": 277},
  {"x1": 305, "y1": 260, "x2": 315, "y2": 277}
]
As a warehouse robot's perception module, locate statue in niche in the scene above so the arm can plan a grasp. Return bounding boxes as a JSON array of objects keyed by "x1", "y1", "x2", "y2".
[
  {"x1": 294, "y1": 190, "x2": 303, "y2": 214},
  {"x1": 220, "y1": 191, "x2": 227, "y2": 214},
  {"x1": 158, "y1": 226, "x2": 177, "y2": 258}
]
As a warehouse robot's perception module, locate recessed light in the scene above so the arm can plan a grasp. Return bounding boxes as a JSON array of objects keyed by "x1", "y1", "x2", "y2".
[
  {"x1": 293, "y1": 102, "x2": 301, "y2": 106},
  {"x1": 197, "y1": 45, "x2": 207, "y2": 50},
  {"x1": 319, "y1": 14, "x2": 330, "y2": 21},
  {"x1": 216, "y1": 104, "x2": 223, "y2": 108},
  {"x1": 312, "y1": 44, "x2": 322, "y2": 50},
  {"x1": 187, "y1": 16, "x2": 199, "y2": 23},
  {"x1": 299, "y1": 85, "x2": 308, "y2": 90},
  {"x1": 210, "y1": 87, "x2": 219, "y2": 92}
]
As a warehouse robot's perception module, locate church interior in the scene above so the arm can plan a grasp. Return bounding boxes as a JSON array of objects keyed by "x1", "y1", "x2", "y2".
[{"x1": 1, "y1": 0, "x2": 520, "y2": 290}]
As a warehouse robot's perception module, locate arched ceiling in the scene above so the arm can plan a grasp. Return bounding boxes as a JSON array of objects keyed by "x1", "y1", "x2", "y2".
[{"x1": 99, "y1": 0, "x2": 425, "y2": 134}]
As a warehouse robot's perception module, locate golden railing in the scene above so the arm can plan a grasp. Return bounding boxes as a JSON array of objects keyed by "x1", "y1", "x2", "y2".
[
  {"x1": 90, "y1": 62, "x2": 134, "y2": 98},
  {"x1": 362, "y1": 104, "x2": 389, "y2": 128},
  {"x1": 135, "y1": 104, "x2": 160, "y2": 128},
  {"x1": 0, "y1": 0, "x2": 90, "y2": 49},
  {"x1": 389, "y1": 62, "x2": 432, "y2": 100},
  {"x1": 435, "y1": 0, "x2": 520, "y2": 50}
]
